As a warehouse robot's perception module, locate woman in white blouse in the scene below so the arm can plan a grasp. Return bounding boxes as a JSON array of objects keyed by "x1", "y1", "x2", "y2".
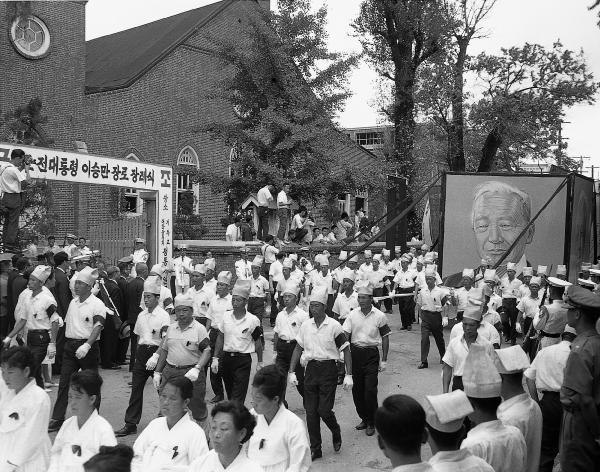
[
  {"x1": 0, "y1": 346, "x2": 52, "y2": 472},
  {"x1": 247, "y1": 365, "x2": 311, "y2": 472},
  {"x1": 189, "y1": 401, "x2": 262, "y2": 472}
]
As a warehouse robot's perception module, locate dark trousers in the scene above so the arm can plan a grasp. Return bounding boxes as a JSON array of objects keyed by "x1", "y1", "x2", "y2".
[
  {"x1": 373, "y1": 287, "x2": 385, "y2": 310},
  {"x1": 221, "y1": 353, "x2": 252, "y2": 404},
  {"x1": 52, "y1": 339, "x2": 100, "y2": 421},
  {"x1": 0, "y1": 316, "x2": 9, "y2": 339},
  {"x1": 209, "y1": 329, "x2": 224, "y2": 398},
  {"x1": 124, "y1": 344, "x2": 158, "y2": 425},
  {"x1": 275, "y1": 340, "x2": 304, "y2": 402},
  {"x1": 326, "y1": 294, "x2": 334, "y2": 317},
  {"x1": 539, "y1": 392, "x2": 562, "y2": 472},
  {"x1": 522, "y1": 316, "x2": 532, "y2": 340},
  {"x1": 53, "y1": 324, "x2": 66, "y2": 375},
  {"x1": 277, "y1": 209, "x2": 289, "y2": 240},
  {"x1": 161, "y1": 363, "x2": 207, "y2": 421},
  {"x1": 257, "y1": 206, "x2": 269, "y2": 241},
  {"x1": 382, "y1": 277, "x2": 393, "y2": 312},
  {"x1": 304, "y1": 360, "x2": 341, "y2": 452},
  {"x1": 351, "y1": 346, "x2": 379, "y2": 426},
  {"x1": 1, "y1": 192, "x2": 22, "y2": 247},
  {"x1": 291, "y1": 227, "x2": 308, "y2": 243},
  {"x1": 456, "y1": 311, "x2": 464, "y2": 322},
  {"x1": 27, "y1": 330, "x2": 49, "y2": 388},
  {"x1": 129, "y1": 332, "x2": 138, "y2": 371},
  {"x1": 561, "y1": 409, "x2": 600, "y2": 472},
  {"x1": 99, "y1": 315, "x2": 118, "y2": 367},
  {"x1": 270, "y1": 282, "x2": 278, "y2": 326},
  {"x1": 248, "y1": 297, "x2": 266, "y2": 323},
  {"x1": 397, "y1": 288, "x2": 415, "y2": 328},
  {"x1": 501, "y1": 298, "x2": 518, "y2": 344},
  {"x1": 420, "y1": 310, "x2": 445, "y2": 363}
]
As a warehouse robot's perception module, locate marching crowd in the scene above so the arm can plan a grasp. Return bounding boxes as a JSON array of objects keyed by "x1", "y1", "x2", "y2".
[{"x1": 0, "y1": 235, "x2": 599, "y2": 472}]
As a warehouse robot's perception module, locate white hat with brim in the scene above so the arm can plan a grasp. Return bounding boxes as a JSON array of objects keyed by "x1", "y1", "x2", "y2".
[
  {"x1": 463, "y1": 305, "x2": 482, "y2": 322},
  {"x1": 232, "y1": 279, "x2": 251, "y2": 299},
  {"x1": 548, "y1": 277, "x2": 572, "y2": 288},
  {"x1": 589, "y1": 269, "x2": 600, "y2": 276},
  {"x1": 407, "y1": 237, "x2": 423, "y2": 248},
  {"x1": 394, "y1": 246, "x2": 402, "y2": 253},
  {"x1": 349, "y1": 254, "x2": 358, "y2": 263},
  {"x1": 309, "y1": 286, "x2": 328, "y2": 305},
  {"x1": 66, "y1": 234, "x2": 77, "y2": 240},
  {"x1": 72, "y1": 254, "x2": 91, "y2": 262},
  {"x1": 578, "y1": 278, "x2": 596, "y2": 288},
  {"x1": 78, "y1": 266, "x2": 99, "y2": 286},
  {"x1": 425, "y1": 390, "x2": 474, "y2": 433},
  {"x1": 31, "y1": 265, "x2": 52, "y2": 283},
  {"x1": 463, "y1": 344, "x2": 501, "y2": 398}
]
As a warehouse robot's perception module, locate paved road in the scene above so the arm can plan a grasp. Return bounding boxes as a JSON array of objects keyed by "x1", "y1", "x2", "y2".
[{"x1": 47, "y1": 306, "x2": 449, "y2": 471}]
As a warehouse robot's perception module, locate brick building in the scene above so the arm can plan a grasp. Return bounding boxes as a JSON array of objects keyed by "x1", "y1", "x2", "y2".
[{"x1": 1, "y1": 0, "x2": 378, "y2": 245}]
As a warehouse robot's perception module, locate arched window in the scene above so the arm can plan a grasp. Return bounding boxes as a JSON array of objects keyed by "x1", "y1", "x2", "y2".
[
  {"x1": 123, "y1": 153, "x2": 142, "y2": 215},
  {"x1": 176, "y1": 146, "x2": 199, "y2": 215}
]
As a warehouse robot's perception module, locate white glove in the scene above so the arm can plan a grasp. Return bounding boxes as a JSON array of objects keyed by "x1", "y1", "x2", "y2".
[
  {"x1": 379, "y1": 361, "x2": 387, "y2": 372},
  {"x1": 145, "y1": 353, "x2": 159, "y2": 370},
  {"x1": 47, "y1": 342, "x2": 56, "y2": 359},
  {"x1": 153, "y1": 372, "x2": 162, "y2": 390},
  {"x1": 184, "y1": 367, "x2": 200, "y2": 382},
  {"x1": 256, "y1": 362, "x2": 264, "y2": 371},
  {"x1": 516, "y1": 322, "x2": 522, "y2": 334},
  {"x1": 288, "y1": 372, "x2": 298, "y2": 386},
  {"x1": 2, "y1": 336, "x2": 11, "y2": 349},
  {"x1": 342, "y1": 374, "x2": 354, "y2": 391},
  {"x1": 211, "y1": 357, "x2": 219, "y2": 374},
  {"x1": 442, "y1": 317, "x2": 449, "y2": 328},
  {"x1": 75, "y1": 342, "x2": 91, "y2": 359}
]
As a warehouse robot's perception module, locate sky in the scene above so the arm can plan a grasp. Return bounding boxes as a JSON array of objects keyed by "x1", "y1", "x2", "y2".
[{"x1": 85, "y1": 0, "x2": 600, "y2": 176}]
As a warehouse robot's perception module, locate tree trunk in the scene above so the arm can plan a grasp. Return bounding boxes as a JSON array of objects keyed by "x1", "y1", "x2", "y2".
[
  {"x1": 448, "y1": 37, "x2": 468, "y2": 171},
  {"x1": 478, "y1": 126, "x2": 502, "y2": 172}
]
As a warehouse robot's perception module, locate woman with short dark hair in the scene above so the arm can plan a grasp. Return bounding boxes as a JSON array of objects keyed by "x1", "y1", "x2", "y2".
[
  {"x1": 84, "y1": 444, "x2": 133, "y2": 472},
  {"x1": 247, "y1": 365, "x2": 311, "y2": 472},
  {"x1": 189, "y1": 400, "x2": 262, "y2": 471},
  {"x1": 0, "y1": 346, "x2": 52, "y2": 471}
]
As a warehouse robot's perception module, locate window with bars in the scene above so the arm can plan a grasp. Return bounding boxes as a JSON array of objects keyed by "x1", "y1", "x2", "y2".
[
  {"x1": 176, "y1": 147, "x2": 199, "y2": 215},
  {"x1": 355, "y1": 132, "x2": 383, "y2": 146},
  {"x1": 123, "y1": 154, "x2": 142, "y2": 215}
]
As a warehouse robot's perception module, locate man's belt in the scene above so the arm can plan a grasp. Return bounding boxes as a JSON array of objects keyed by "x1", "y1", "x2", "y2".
[
  {"x1": 28, "y1": 329, "x2": 49, "y2": 334},
  {"x1": 351, "y1": 344, "x2": 378, "y2": 350},
  {"x1": 166, "y1": 362, "x2": 196, "y2": 369},
  {"x1": 223, "y1": 351, "x2": 251, "y2": 357},
  {"x1": 278, "y1": 339, "x2": 297, "y2": 344},
  {"x1": 540, "y1": 331, "x2": 561, "y2": 338}
]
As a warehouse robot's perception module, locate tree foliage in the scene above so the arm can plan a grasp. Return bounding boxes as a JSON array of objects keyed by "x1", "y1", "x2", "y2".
[{"x1": 198, "y1": 3, "x2": 378, "y2": 213}]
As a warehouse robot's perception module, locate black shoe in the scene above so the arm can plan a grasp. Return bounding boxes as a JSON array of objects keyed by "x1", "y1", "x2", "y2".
[
  {"x1": 355, "y1": 420, "x2": 367, "y2": 430},
  {"x1": 311, "y1": 449, "x2": 323, "y2": 461},
  {"x1": 418, "y1": 362, "x2": 428, "y2": 369},
  {"x1": 366, "y1": 425, "x2": 375, "y2": 436},
  {"x1": 400, "y1": 326, "x2": 407, "y2": 330},
  {"x1": 210, "y1": 395, "x2": 224, "y2": 404},
  {"x1": 407, "y1": 326, "x2": 412, "y2": 331},
  {"x1": 48, "y1": 419, "x2": 63, "y2": 433},
  {"x1": 333, "y1": 430, "x2": 342, "y2": 452},
  {"x1": 115, "y1": 424, "x2": 137, "y2": 437}
]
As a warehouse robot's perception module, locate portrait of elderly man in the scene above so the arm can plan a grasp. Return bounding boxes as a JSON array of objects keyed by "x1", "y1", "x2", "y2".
[{"x1": 470, "y1": 180, "x2": 534, "y2": 275}]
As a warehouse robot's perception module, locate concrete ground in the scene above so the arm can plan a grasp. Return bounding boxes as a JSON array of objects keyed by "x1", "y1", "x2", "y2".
[{"x1": 47, "y1": 305, "x2": 448, "y2": 471}]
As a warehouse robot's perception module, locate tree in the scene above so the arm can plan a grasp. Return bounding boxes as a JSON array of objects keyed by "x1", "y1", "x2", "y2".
[
  {"x1": 197, "y1": 4, "x2": 378, "y2": 214},
  {"x1": 352, "y1": 0, "x2": 448, "y2": 184},
  {"x1": 470, "y1": 41, "x2": 597, "y2": 171}
]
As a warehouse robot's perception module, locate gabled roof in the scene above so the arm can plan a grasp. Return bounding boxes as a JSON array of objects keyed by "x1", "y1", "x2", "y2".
[{"x1": 85, "y1": 0, "x2": 233, "y2": 93}]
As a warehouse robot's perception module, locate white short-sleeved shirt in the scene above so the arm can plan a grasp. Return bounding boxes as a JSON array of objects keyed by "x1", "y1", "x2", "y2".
[
  {"x1": 269, "y1": 260, "x2": 284, "y2": 284},
  {"x1": 132, "y1": 414, "x2": 208, "y2": 472},
  {"x1": 249, "y1": 275, "x2": 269, "y2": 298},
  {"x1": 500, "y1": 276, "x2": 522, "y2": 299},
  {"x1": 261, "y1": 244, "x2": 279, "y2": 264},
  {"x1": 134, "y1": 306, "x2": 171, "y2": 346},
  {"x1": 65, "y1": 294, "x2": 107, "y2": 339},
  {"x1": 362, "y1": 268, "x2": 387, "y2": 289},
  {"x1": 226, "y1": 223, "x2": 240, "y2": 241},
  {"x1": 523, "y1": 340, "x2": 571, "y2": 392},
  {"x1": 291, "y1": 213, "x2": 306, "y2": 230},
  {"x1": 311, "y1": 272, "x2": 335, "y2": 295},
  {"x1": 296, "y1": 316, "x2": 348, "y2": 361},
  {"x1": 394, "y1": 268, "x2": 416, "y2": 288},
  {"x1": 428, "y1": 449, "x2": 495, "y2": 472},
  {"x1": 216, "y1": 311, "x2": 262, "y2": 353},
  {"x1": 343, "y1": 306, "x2": 391, "y2": 347},
  {"x1": 418, "y1": 286, "x2": 447, "y2": 312},
  {"x1": 162, "y1": 321, "x2": 210, "y2": 367},
  {"x1": 0, "y1": 163, "x2": 26, "y2": 193},
  {"x1": 517, "y1": 296, "x2": 541, "y2": 319},
  {"x1": 277, "y1": 190, "x2": 289, "y2": 208},
  {"x1": 443, "y1": 335, "x2": 494, "y2": 376},
  {"x1": 173, "y1": 256, "x2": 193, "y2": 286},
  {"x1": 257, "y1": 186, "x2": 273, "y2": 207},
  {"x1": 16, "y1": 287, "x2": 59, "y2": 330},
  {"x1": 189, "y1": 449, "x2": 262, "y2": 472},
  {"x1": 332, "y1": 291, "x2": 359, "y2": 321},
  {"x1": 187, "y1": 286, "x2": 214, "y2": 318},
  {"x1": 48, "y1": 410, "x2": 117, "y2": 472},
  {"x1": 206, "y1": 295, "x2": 232, "y2": 324},
  {"x1": 274, "y1": 306, "x2": 309, "y2": 341},
  {"x1": 235, "y1": 260, "x2": 252, "y2": 280},
  {"x1": 449, "y1": 321, "x2": 501, "y2": 347}
]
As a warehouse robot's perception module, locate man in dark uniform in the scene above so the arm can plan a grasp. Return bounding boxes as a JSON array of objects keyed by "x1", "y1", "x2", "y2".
[
  {"x1": 98, "y1": 266, "x2": 124, "y2": 369},
  {"x1": 125, "y1": 263, "x2": 147, "y2": 371},
  {"x1": 116, "y1": 257, "x2": 132, "y2": 365},
  {"x1": 560, "y1": 285, "x2": 600, "y2": 472},
  {"x1": 51, "y1": 251, "x2": 72, "y2": 374},
  {"x1": 7, "y1": 256, "x2": 29, "y2": 331}
]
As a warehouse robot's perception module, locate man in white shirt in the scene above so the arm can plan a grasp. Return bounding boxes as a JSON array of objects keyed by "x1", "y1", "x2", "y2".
[
  {"x1": 516, "y1": 275, "x2": 542, "y2": 338},
  {"x1": 62, "y1": 234, "x2": 79, "y2": 260},
  {"x1": 290, "y1": 206, "x2": 310, "y2": 243},
  {"x1": 172, "y1": 245, "x2": 193, "y2": 295},
  {"x1": 0, "y1": 149, "x2": 31, "y2": 250},
  {"x1": 277, "y1": 182, "x2": 291, "y2": 242},
  {"x1": 392, "y1": 256, "x2": 417, "y2": 330},
  {"x1": 357, "y1": 250, "x2": 373, "y2": 279},
  {"x1": 248, "y1": 255, "x2": 270, "y2": 324},
  {"x1": 225, "y1": 216, "x2": 241, "y2": 242},
  {"x1": 332, "y1": 268, "x2": 359, "y2": 321},
  {"x1": 187, "y1": 264, "x2": 213, "y2": 326},
  {"x1": 499, "y1": 262, "x2": 522, "y2": 345},
  {"x1": 257, "y1": 184, "x2": 275, "y2": 241},
  {"x1": 425, "y1": 390, "x2": 495, "y2": 472},
  {"x1": 130, "y1": 237, "x2": 149, "y2": 279},
  {"x1": 268, "y1": 253, "x2": 285, "y2": 326},
  {"x1": 235, "y1": 247, "x2": 253, "y2": 281},
  {"x1": 417, "y1": 266, "x2": 449, "y2": 369},
  {"x1": 524, "y1": 326, "x2": 576, "y2": 472},
  {"x1": 495, "y1": 346, "x2": 542, "y2": 472}
]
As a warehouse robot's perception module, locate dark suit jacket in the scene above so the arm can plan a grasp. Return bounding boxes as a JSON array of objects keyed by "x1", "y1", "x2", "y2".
[
  {"x1": 6, "y1": 269, "x2": 19, "y2": 321},
  {"x1": 117, "y1": 276, "x2": 129, "y2": 320},
  {"x1": 102, "y1": 279, "x2": 125, "y2": 320},
  {"x1": 52, "y1": 267, "x2": 72, "y2": 319},
  {"x1": 9, "y1": 274, "x2": 27, "y2": 321},
  {"x1": 125, "y1": 277, "x2": 144, "y2": 324}
]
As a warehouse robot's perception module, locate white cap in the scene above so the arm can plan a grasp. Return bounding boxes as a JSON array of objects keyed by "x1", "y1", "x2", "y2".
[
  {"x1": 564, "y1": 325, "x2": 577, "y2": 335},
  {"x1": 548, "y1": 276, "x2": 572, "y2": 288},
  {"x1": 309, "y1": 286, "x2": 328, "y2": 305},
  {"x1": 462, "y1": 268, "x2": 474, "y2": 279},
  {"x1": 78, "y1": 266, "x2": 99, "y2": 286},
  {"x1": 174, "y1": 293, "x2": 194, "y2": 308},
  {"x1": 282, "y1": 282, "x2": 301, "y2": 297},
  {"x1": 356, "y1": 282, "x2": 374, "y2": 296},
  {"x1": 382, "y1": 249, "x2": 390, "y2": 257},
  {"x1": 349, "y1": 253, "x2": 358, "y2": 263},
  {"x1": 205, "y1": 258, "x2": 216, "y2": 271},
  {"x1": 339, "y1": 250, "x2": 348, "y2": 261},
  {"x1": 192, "y1": 264, "x2": 206, "y2": 275},
  {"x1": 394, "y1": 246, "x2": 402, "y2": 253},
  {"x1": 529, "y1": 276, "x2": 542, "y2": 287},
  {"x1": 578, "y1": 278, "x2": 595, "y2": 288},
  {"x1": 217, "y1": 271, "x2": 232, "y2": 285},
  {"x1": 522, "y1": 267, "x2": 533, "y2": 276},
  {"x1": 341, "y1": 268, "x2": 356, "y2": 282},
  {"x1": 537, "y1": 265, "x2": 547, "y2": 276},
  {"x1": 251, "y1": 255, "x2": 263, "y2": 267},
  {"x1": 135, "y1": 237, "x2": 146, "y2": 244},
  {"x1": 424, "y1": 266, "x2": 436, "y2": 278},
  {"x1": 364, "y1": 250, "x2": 372, "y2": 258},
  {"x1": 373, "y1": 254, "x2": 382, "y2": 262},
  {"x1": 421, "y1": 244, "x2": 429, "y2": 251},
  {"x1": 282, "y1": 258, "x2": 293, "y2": 269},
  {"x1": 320, "y1": 256, "x2": 330, "y2": 267},
  {"x1": 407, "y1": 237, "x2": 422, "y2": 247},
  {"x1": 483, "y1": 269, "x2": 497, "y2": 282},
  {"x1": 581, "y1": 262, "x2": 592, "y2": 270},
  {"x1": 463, "y1": 344, "x2": 501, "y2": 398},
  {"x1": 481, "y1": 258, "x2": 489, "y2": 266},
  {"x1": 143, "y1": 276, "x2": 162, "y2": 295},
  {"x1": 556, "y1": 265, "x2": 567, "y2": 276},
  {"x1": 289, "y1": 253, "x2": 298, "y2": 261},
  {"x1": 493, "y1": 345, "x2": 530, "y2": 374},
  {"x1": 589, "y1": 268, "x2": 600, "y2": 276},
  {"x1": 463, "y1": 305, "x2": 482, "y2": 322},
  {"x1": 30, "y1": 265, "x2": 52, "y2": 283},
  {"x1": 150, "y1": 264, "x2": 166, "y2": 277},
  {"x1": 506, "y1": 262, "x2": 516, "y2": 272},
  {"x1": 425, "y1": 390, "x2": 474, "y2": 433},
  {"x1": 232, "y1": 279, "x2": 251, "y2": 298},
  {"x1": 416, "y1": 255, "x2": 424, "y2": 264}
]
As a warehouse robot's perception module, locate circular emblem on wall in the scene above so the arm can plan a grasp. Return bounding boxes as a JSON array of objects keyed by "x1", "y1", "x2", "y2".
[{"x1": 10, "y1": 16, "x2": 51, "y2": 59}]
